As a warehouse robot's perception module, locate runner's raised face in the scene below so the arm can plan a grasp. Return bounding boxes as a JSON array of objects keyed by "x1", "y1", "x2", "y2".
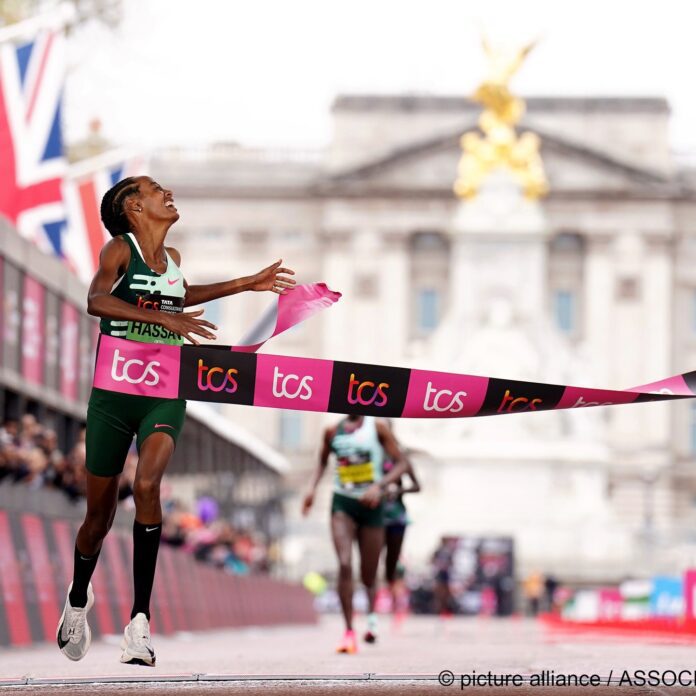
[{"x1": 125, "y1": 176, "x2": 179, "y2": 229}]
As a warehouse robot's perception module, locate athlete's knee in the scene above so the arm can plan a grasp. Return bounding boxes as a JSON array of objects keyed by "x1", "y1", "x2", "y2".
[
  {"x1": 361, "y1": 568, "x2": 377, "y2": 588},
  {"x1": 132, "y1": 476, "x2": 161, "y2": 506},
  {"x1": 338, "y1": 559, "x2": 352, "y2": 579},
  {"x1": 80, "y1": 511, "x2": 113, "y2": 545}
]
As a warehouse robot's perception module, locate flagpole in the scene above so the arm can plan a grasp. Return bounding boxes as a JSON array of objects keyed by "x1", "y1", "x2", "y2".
[{"x1": 0, "y1": 3, "x2": 75, "y2": 44}]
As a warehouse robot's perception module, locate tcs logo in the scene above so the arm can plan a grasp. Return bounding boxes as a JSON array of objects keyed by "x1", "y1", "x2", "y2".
[
  {"x1": 497, "y1": 389, "x2": 541, "y2": 414},
  {"x1": 111, "y1": 348, "x2": 160, "y2": 386},
  {"x1": 572, "y1": 396, "x2": 613, "y2": 408},
  {"x1": 272, "y1": 366, "x2": 313, "y2": 400},
  {"x1": 197, "y1": 359, "x2": 238, "y2": 393},
  {"x1": 347, "y1": 373, "x2": 389, "y2": 407},
  {"x1": 423, "y1": 382, "x2": 467, "y2": 413},
  {"x1": 137, "y1": 296, "x2": 160, "y2": 311}
]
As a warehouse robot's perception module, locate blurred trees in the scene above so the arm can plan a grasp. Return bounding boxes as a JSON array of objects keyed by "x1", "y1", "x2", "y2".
[{"x1": 0, "y1": 0, "x2": 123, "y2": 29}]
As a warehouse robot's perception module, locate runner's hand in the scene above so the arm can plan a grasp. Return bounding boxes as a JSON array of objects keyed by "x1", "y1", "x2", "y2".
[
  {"x1": 159, "y1": 309, "x2": 217, "y2": 345},
  {"x1": 385, "y1": 483, "x2": 400, "y2": 501},
  {"x1": 302, "y1": 492, "x2": 314, "y2": 516},
  {"x1": 249, "y1": 259, "x2": 296, "y2": 294},
  {"x1": 359, "y1": 484, "x2": 382, "y2": 509}
]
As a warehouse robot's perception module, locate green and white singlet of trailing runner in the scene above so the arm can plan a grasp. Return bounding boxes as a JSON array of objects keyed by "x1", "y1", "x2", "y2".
[
  {"x1": 100, "y1": 232, "x2": 185, "y2": 346},
  {"x1": 331, "y1": 417, "x2": 384, "y2": 500}
]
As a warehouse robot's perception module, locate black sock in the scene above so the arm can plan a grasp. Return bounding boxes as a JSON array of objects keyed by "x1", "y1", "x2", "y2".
[
  {"x1": 69, "y1": 545, "x2": 100, "y2": 608},
  {"x1": 131, "y1": 520, "x2": 162, "y2": 620}
]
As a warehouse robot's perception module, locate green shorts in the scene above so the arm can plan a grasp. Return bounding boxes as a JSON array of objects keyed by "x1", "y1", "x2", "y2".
[
  {"x1": 86, "y1": 387, "x2": 186, "y2": 477},
  {"x1": 331, "y1": 492, "x2": 385, "y2": 528}
]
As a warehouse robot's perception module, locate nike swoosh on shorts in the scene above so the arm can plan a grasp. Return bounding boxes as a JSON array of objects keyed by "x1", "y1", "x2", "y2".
[{"x1": 154, "y1": 424, "x2": 174, "y2": 429}]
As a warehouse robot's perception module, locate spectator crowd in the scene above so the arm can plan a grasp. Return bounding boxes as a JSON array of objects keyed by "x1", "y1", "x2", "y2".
[
  {"x1": 0, "y1": 415, "x2": 87, "y2": 501},
  {"x1": 0, "y1": 415, "x2": 276, "y2": 575},
  {"x1": 160, "y1": 495, "x2": 276, "y2": 575}
]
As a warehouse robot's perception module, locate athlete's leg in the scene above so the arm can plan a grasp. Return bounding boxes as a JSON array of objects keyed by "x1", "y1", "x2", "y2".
[
  {"x1": 331, "y1": 511, "x2": 356, "y2": 631},
  {"x1": 71, "y1": 472, "x2": 120, "y2": 606},
  {"x1": 358, "y1": 524, "x2": 385, "y2": 643},
  {"x1": 72, "y1": 392, "x2": 134, "y2": 604},
  {"x1": 130, "y1": 432, "x2": 173, "y2": 619},
  {"x1": 384, "y1": 525, "x2": 405, "y2": 586},
  {"x1": 357, "y1": 524, "x2": 385, "y2": 614},
  {"x1": 59, "y1": 472, "x2": 119, "y2": 661}
]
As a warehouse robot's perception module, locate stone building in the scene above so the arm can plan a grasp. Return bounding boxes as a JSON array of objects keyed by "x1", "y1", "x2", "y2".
[{"x1": 154, "y1": 95, "x2": 696, "y2": 581}]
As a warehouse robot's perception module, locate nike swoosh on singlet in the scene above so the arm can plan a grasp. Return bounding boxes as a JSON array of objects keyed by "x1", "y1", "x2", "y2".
[{"x1": 167, "y1": 276, "x2": 181, "y2": 285}]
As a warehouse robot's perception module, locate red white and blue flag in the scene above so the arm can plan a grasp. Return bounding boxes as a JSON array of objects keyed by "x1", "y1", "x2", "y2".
[
  {"x1": 0, "y1": 25, "x2": 146, "y2": 283},
  {"x1": 0, "y1": 29, "x2": 67, "y2": 256},
  {"x1": 63, "y1": 152, "x2": 146, "y2": 283}
]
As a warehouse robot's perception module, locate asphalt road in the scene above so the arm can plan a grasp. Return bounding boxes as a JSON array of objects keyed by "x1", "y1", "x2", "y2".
[{"x1": 2, "y1": 615, "x2": 695, "y2": 694}]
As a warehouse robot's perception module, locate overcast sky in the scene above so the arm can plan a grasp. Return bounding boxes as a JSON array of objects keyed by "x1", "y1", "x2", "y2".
[{"x1": 64, "y1": 0, "x2": 696, "y2": 154}]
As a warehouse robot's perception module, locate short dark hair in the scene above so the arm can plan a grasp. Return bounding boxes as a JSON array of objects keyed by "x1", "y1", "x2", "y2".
[{"x1": 100, "y1": 177, "x2": 140, "y2": 237}]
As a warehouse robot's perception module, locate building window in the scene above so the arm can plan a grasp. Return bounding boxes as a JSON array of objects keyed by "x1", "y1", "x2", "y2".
[
  {"x1": 411, "y1": 231, "x2": 448, "y2": 252},
  {"x1": 355, "y1": 274, "x2": 378, "y2": 299},
  {"x1": 690, "y1": 403, "x2": 696, "y2": 455},
  {"x1": 616, "y1": 277, "x2": 640, "y2": 301},
  {"x1": 553, "y1": 290, "x2": 575, "y2": 334},
  {"x1": 417, "y1": 288, "x2": 440, "y2": 333},
  {"x1": 550, "y1": 231, "x2": 584, "y2": 253},
  {"x1": 279, "y1": 410, "x2": 302, "y2": 451}
]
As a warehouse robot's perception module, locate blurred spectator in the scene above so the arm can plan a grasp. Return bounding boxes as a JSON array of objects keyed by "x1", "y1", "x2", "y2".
[
  {"x1": 0, "y1": 416, "x2": 91, "y2": 501},
  {"x1": 432, "y1": 539, "x2": 455, "y2": 616},
  {"x1": 523, "y1": 570, "x2": 544, "y2": 616},
  {"x1": 0, "y1": 418, "x2": 18, "y2": 446},
  {"x1": 161, "y1": 492, "x2": 272, "y2": 575},
  {"x1": 544, "y1": 574, "x2": 560, "y2": 613}
]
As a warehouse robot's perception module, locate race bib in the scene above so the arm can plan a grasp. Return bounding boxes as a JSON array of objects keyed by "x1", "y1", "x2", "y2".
[
  {"x1": 337, "y1": 451, "x2": 375, "y2": 487},
  {"x1": 126, "y1": 294, "x2": 184, "y2": 346}
]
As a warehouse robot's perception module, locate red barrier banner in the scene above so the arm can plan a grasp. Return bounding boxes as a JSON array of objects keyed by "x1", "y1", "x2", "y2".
[
  {"x1": 21, "y1": 275, "x2": 45, "y2": 385},
  {"x1": 21, "y1": 515, "x2": 60, "y2": 641},
  {"x1": 0, "y1": 509, "x2": 315, "y2": 646},
  {"x1": 102, "y1": 533, "x2": 131, "y2": 628},
  {"x1": 59, "y1": 301, "x2": 79, "y2": 401},
  {"x1": 0, "y1": 512, "x2": 31, "y2": 646}
]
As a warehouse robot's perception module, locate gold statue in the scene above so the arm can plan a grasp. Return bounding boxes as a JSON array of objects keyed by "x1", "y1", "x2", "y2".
[{"x1": 454, "y1": 39, "x2": 549, "y2": 200}]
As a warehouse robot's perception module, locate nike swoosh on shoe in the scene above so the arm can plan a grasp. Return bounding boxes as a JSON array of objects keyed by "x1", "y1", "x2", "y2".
[
  {"x1": 56, "y1": 623, "x2": 69, "y2": 649},
  {"x1": 167, "y1": 277, "x2": 181, "y2": 285}
]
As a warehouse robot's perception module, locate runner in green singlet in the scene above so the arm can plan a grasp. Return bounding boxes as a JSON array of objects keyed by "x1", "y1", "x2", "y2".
[
  {"x1": 302, "y1": 416, "x2": 407, "y2": 653},
  {"x1": 56, "y1": 176, "x2": 295, "y2": 666}
]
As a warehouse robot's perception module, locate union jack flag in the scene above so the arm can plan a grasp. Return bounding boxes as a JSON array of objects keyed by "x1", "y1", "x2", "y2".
[
  {"x1": 63, "y1": 153, "x2": 146, "y2": 283},
  {"x1": 0, "y1": 29, "x2": 67, "y2": 256}
]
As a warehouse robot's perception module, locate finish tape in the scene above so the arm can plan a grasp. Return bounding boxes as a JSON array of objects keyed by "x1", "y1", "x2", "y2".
[{"x1": 94, "y1": 333, "x2": 695, "y2": 418}]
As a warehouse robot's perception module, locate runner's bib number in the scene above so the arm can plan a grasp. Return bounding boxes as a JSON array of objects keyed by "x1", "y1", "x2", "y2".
[{"x1": 337, "y1": 451, "x2": 375, "y2": 488}]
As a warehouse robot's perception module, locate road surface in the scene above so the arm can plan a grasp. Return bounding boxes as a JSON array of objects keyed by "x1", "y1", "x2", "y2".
[{"x1": 2, "y1": 615, "x2": 694, "y2": 694}]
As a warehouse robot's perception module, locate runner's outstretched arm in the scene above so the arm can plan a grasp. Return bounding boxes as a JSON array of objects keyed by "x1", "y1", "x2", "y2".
[{"x1": 182, "y1": 259, "x2": 296, "y2": 306}]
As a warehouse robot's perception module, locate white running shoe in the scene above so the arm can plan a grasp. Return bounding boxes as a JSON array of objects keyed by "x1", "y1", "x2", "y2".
[
  {"x1": 120, "y1": 612, "x2": 156, "y2": 666},
  {"x1": 56, "y1": 582, "x2": 94, "y2": 661}
]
